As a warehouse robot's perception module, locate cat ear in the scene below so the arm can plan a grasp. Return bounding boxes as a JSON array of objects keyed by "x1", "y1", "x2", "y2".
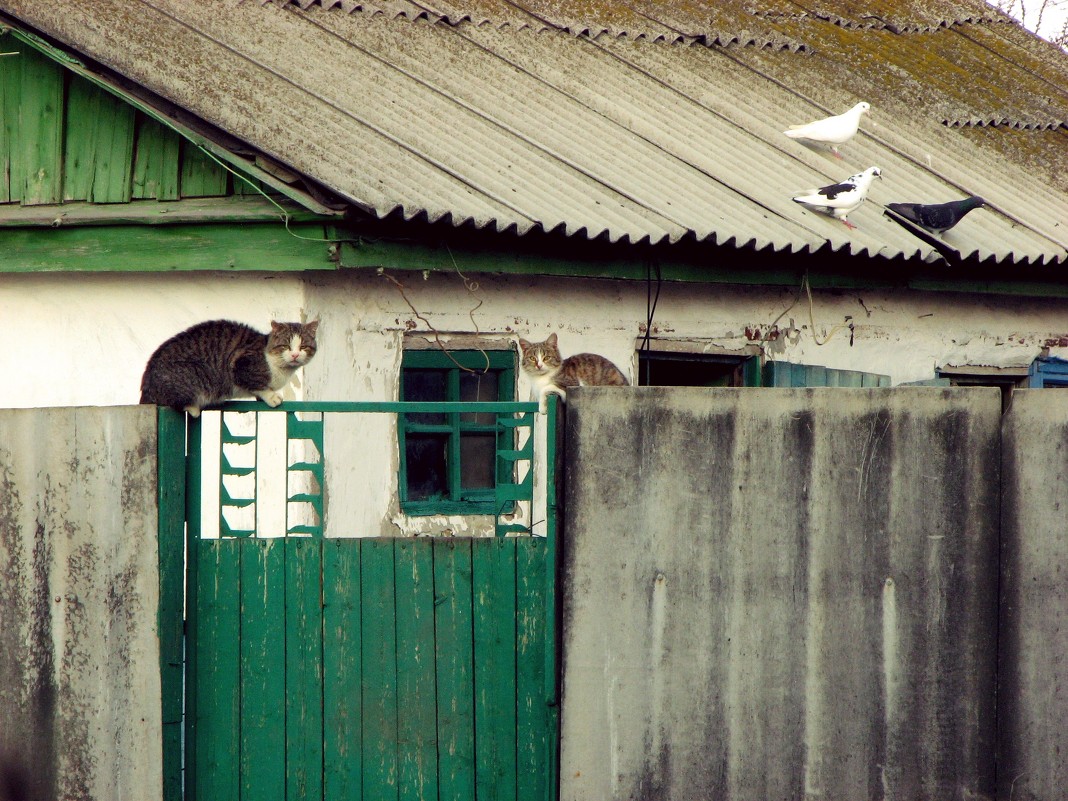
[
  {"x1": 546, "y1": 332, "x2": 558, "y2": 346},
  {"x1": 270, "y1": 321, "x2": 284, "y2": 333},
  {"x1": 517, "y1": 338, "x2": 531, "y2": 352},
  {"x1": 304, "y1": 320, "x2": 320, "y2": 335}
]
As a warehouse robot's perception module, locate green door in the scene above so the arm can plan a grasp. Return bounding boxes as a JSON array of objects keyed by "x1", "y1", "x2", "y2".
[{"x1": 158, "y1": 401, "x2": 560, "y2": 801}]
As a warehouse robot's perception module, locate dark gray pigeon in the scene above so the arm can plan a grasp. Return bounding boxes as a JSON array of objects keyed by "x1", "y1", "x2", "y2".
[{"x1": 885, "y1": 196, "x2": 985, "y2": 233}]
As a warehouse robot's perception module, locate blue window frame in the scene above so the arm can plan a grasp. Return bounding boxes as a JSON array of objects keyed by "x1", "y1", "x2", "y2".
[{"x1": 1029, "y1": 356, "x2": 1068, "y2": 388}]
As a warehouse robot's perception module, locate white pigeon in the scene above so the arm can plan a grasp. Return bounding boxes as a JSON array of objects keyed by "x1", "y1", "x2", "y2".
[
  {"x1": 792, "y1": 167, "x2": 882, "y2": 230},
  {"x1": 784, "y1": 102, "x2": 870, "y2": 157}
]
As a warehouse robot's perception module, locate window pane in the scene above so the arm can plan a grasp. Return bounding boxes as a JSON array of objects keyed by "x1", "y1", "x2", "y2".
[
  {"x1": 460, "y1": 370, "x2": 500, "y2": 424},
  {"x1": 460, "y1": 433, "x2": 496, "y2": 490},
  {"x1": 404, "y1": 369, "x2": 448, "y2": 424},
  {"x1": 638, "y1": 351, "x2": 750, "y2": 387},
  {"x1": 405, "y1": 433, "x2": 449, "y2": 501}
]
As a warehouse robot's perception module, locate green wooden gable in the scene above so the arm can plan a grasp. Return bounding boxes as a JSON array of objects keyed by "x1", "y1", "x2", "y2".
[
  {"x1": 0, "y1": 29, "x2": 338, "y2": 273},
  {"x1": 0, "y1": 41, "x2": 244, "y2": 206}
]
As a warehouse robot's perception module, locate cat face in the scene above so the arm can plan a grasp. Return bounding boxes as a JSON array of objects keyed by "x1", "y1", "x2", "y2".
[
  {"x1": 518, "y1": 333, "x2": 563, "y2": 377},
  {"x1": 268, "y1": 320, "x2": 319, "y2": 369}
]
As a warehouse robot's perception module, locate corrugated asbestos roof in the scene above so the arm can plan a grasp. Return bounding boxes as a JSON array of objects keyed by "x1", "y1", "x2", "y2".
[{"x1": 0, "y1": 0, "x2": 1066, "y2": 265}]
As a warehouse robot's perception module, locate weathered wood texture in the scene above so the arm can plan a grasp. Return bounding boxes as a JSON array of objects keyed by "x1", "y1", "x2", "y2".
[
  {"x1": 0, "y1": 406, "x2": 162, "y2": 801},
  {"x1": 999, "y1": 390, "x2": 1068, "y2": 801},
  {"x1": 560, "y1": 387, "x2": 1001, "y2": 801},
  {"x1": 189, "y1": 536, "x2": 556, "y2": 801},
  {"x1": 0, "y1": 40, "x2": 230, "y2": 205}
]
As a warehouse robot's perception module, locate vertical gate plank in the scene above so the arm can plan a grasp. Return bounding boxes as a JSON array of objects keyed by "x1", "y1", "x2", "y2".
[
  {"x1": 324, "y1": 538, "x2": 363, "y2": 801},
  {"x1": 434, "y1": 540, "x2": 476, "y2": 801},
  {"x1": 195, "y1": 540, "x2": 242, "y2": 801},
  {"x1": 516, "y1": 538, "x2": 549, "y2": 801},
  {"x1": 286, "y1": 537, "x2": 324, "y2": 801},
  {"x1": 363, "y1": 539, "x2": 400, "y2": 801},
  {"x1": 240, "y1": 539, "x2": 286, "y2": 801},
  {"x1": 396, "y1": 540, "x2": 440, "y2": 801},
  {"x1": 474, "y1": 537, "x2": 519, "y2": 801},
  {"x1": 156, "y1": 408, "x2": 186, "y2": 801}
]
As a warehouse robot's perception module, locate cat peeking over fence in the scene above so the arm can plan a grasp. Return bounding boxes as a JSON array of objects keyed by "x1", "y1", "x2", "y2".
[
  {"x1": 140, "y1": 319, "x2": 319, "y2": 417},
  {"x1": 518, "y1": 333, "x2": 628, "y2": 411}
]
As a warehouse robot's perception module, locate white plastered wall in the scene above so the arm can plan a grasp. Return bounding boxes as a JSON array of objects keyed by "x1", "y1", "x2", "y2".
[{"x1": 6, "y1": 267, "x2": 1068, "y2": 535}]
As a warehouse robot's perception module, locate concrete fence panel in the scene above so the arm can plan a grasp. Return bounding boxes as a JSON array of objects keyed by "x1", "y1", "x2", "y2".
[
  {"x1": 999, "y1": 390, "x2": 1068, "y2": 801},
  {"x1": 560, "y1": 387, "x2": 1001, "y2": 801},
  {"x1": 0, "y1": 406, "x2": 162, "y2": 801}
]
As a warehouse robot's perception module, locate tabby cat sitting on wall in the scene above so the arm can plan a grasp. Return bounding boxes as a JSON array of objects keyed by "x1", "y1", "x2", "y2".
[
  {"x1": 518, "y1": 333, "x2": 628, "y2": 412},
  {"x1": 140, "y1": 319, "x2": 319, "y2": 417}
]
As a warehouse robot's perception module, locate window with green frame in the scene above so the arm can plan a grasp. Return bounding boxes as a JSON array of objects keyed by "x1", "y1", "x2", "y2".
[{"x1": 399, "y1": 349, "x2": 516, "y2": 516}]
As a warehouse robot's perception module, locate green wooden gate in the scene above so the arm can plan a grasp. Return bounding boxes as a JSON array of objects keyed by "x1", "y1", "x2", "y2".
[{"x1": 157, "y1": 401, "x2": 560, "y2": 801}]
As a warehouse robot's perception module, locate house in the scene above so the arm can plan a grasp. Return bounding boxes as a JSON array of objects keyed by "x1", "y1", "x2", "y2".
[
  {"x1": 2, "y1": 0, "x2": 1067, "y2": 529},
  {"x1": 1, "y1": 1, "x2": 1068, "y2": 799}
]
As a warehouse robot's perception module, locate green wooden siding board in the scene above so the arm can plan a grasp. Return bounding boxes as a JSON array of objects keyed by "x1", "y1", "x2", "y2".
[
  {"x1": 363, "y1": 539, "x2": 400, "y2": 801},
  {"x1": 516, "y1": 538, "x2": 549, "y2": 801},
  {"x1": 285, "y1": 537, "x2": 325, "y2": 801},
  {"x1": 17, "y1": 45, "x2": 63, "y2": 205},
  {"x1": 0, "y1": 222, "x2": 334, "y2": 272},
  {"x1": 0, "y1": 38, "x2": 17, "y2": 202},
  {"x1": 195, "y1": 539, "x2": 242, "y2": 801},
  {"x1": 433, "y1": 540, "x2": 477, "y2": 801},
  {"x1": 132, "y1": 116, "x2": 181, "y2": 200},
  {"x1": 341, "y1": 236, "x2": 1068, "y2": 297},
  {"x1": 234, "y1": 175, "x2": 269, "y2": 196},
  {"x1": 324, "y1": 539, "x2": 363, "y2": 801},
  {"x1": 473, "y1": 537, "x2": 519, "y2": 801},
  {"x1": 180, "y1": 139, "x2": 230, "y2": 198},
  {"x1": 0, "y1": 196, "x2": 320, "y2": 227},
  {"x1": 240, "y1": 538, "x2": 287, "y2": 801},
  {"x1": 395, "y1": 540, "x2": 440, "y2": 801},
  {"x1": 62, "y1": 77, "x2": 97, "y2": 201},
  {"x1": 805, "y1": 365, "x2": 829, "y2": 387},
  {"x1": 339, "y1": 238, "x2": 790, "y2": 286},
  {"x1": 742, "y1": 355, "x2": 762, "y2": 388},
  {"x1": 155, "y1": 408, "x2": 186, "y2": 801},
  {"x1": 762, "y1": 361, "x2": 890, "y2": 388},
  {"x1": 90, "y1": 89, "x2": 134, "y2": 203},
  {"x1": 761, "y1": 362, "x2": 787, "y2": 387},
  {"x1": 63, "y1": 77, "x2": 135, "y2": 203}
]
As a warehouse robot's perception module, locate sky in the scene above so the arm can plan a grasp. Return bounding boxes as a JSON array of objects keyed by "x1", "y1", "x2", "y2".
[{"x1": 992, "y1": 0, "x2": 1068, "y2": 46}]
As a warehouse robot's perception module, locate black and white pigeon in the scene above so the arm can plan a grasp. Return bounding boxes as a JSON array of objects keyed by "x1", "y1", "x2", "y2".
[
  {"x1": 792, "y1": 167, "x2": 882, "y2": 230},
  {"x1": 885, "y1": 196, "x2": 986, "y2": 233},
  {"x1": 784, "y1": 102, "x2": 870, "y2": 158}
]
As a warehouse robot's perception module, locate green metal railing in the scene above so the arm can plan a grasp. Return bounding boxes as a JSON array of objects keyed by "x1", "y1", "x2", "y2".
[{"x1": 187, "y1": 400, "x2": 550, "y2": 539}]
